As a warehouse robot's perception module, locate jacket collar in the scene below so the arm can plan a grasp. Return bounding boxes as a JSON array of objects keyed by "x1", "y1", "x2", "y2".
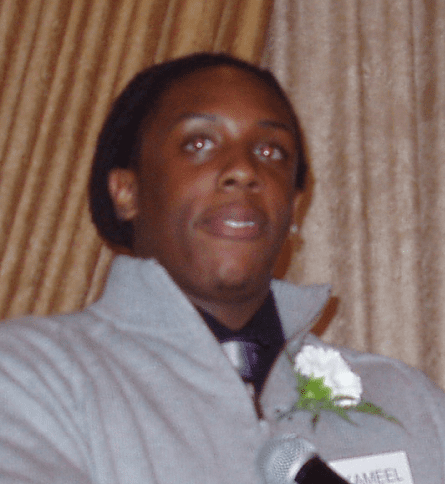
[
  {"x1": 91, "y1": 255, "x2": 331, "y2": 417},
  {"x1": 92, "y1": 255, "x2": 330, "y2": 342}
]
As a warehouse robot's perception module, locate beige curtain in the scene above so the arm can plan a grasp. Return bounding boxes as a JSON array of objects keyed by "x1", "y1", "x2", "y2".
[
  {"x1": 4, "y1": 0, "x2": 445, "y2": 390},
  {"x1": 0, "y1": 0, "x2": 272, "y2": 317},
  {"x1": 263, "y1": 0, "x2": 445, "y2": 388}
]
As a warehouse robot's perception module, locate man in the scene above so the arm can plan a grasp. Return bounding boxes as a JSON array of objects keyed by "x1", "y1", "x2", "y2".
[{"x1": 0, "y1": 53, "x2": 444, "y2": 483}]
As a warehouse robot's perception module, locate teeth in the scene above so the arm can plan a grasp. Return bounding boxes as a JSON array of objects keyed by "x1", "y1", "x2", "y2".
[{"x1": 224, "y1": 220, "x2": 255, "y2": 229}]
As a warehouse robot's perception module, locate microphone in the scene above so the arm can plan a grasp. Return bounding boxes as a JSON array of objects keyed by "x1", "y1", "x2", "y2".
[{"x1": 257, "y1": 434, "x2": 348, "y2": 484}]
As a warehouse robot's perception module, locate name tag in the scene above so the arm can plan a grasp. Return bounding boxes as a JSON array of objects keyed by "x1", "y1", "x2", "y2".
[{"x1": 329, "y1": 451, "x2": 414, "y2": 484}]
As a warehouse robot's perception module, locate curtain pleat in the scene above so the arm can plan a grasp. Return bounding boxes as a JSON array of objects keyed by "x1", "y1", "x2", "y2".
[
  {"x1": 263, "y1": 0, "x2": 445, "y2": 387},
  {"x1": 0, "y1": 0, "x2": 273, "y2": 319}
]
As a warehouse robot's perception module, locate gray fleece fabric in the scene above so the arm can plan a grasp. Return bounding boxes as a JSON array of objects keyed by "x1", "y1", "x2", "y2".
[{"x1": 0, "y1": 255, "x2": 443, "y2": 483}]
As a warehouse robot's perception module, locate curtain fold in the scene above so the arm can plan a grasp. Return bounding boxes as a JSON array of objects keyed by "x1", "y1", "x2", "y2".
[
  {"x1": 6, "y1": 0, "x2": 443, "y2": 389},
  {"x1": 263, "y1": 0, "x2": 445, "y2": 387},
  {"x1": 0, "y1": 0, "x2": 273, "y2": 318}
]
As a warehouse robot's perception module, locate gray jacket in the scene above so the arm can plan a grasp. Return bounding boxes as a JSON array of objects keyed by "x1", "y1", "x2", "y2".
[{"x1": 0, "y1": 255, "x2": 443, "y2": 483}]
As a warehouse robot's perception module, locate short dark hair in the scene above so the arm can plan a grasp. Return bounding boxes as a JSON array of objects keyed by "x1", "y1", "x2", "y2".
[{"x1": 89, "y1": 52, "x2": 308, "y2": 249}]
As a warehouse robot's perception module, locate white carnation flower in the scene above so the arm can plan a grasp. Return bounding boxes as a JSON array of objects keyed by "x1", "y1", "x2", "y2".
[{"x1": 295, "y1": 345, "x2": 362, "y2": 407}]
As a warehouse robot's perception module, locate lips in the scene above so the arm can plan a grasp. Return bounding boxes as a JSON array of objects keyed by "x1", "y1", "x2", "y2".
[{"x1": 198, "y1": 203, "x2": 267, "y2": 240}]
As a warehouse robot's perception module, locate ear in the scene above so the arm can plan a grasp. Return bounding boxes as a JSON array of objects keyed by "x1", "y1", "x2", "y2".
[
  {"x1": 292, "y1": 191, "x2": 303, "y2": 217},
  {"x1": 288, "y1": 191, "x2": 303, "y2": 235},
  {"x1": 108, "y1": 168, "x2": 138, "y2": 221}
]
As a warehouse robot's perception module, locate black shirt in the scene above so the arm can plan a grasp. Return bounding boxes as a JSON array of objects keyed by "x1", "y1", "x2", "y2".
[{"x1": 196, "y1": 292, "x2": 285, "y2": 394}]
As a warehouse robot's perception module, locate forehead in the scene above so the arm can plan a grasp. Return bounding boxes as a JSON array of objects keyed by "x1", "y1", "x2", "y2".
[{"x1": 149, "y1": 65, "x2": 295, "y2": 126}]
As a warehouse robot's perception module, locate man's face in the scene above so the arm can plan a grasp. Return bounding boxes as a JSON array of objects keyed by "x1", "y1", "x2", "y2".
[{"x1": 111, "y1": 66, "x2": 300, "y2": 308}]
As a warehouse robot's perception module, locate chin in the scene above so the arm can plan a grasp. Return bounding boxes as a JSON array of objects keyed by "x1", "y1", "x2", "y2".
[
  {"x1": 212, "y1": 268, "x2": 270, "y2": 300},
  {"x1": 212, "y1": 280, "x2": 258, "y2": 303},
  {"x1": 215, "y1": 277, "x2": 249, "y2": 291}
]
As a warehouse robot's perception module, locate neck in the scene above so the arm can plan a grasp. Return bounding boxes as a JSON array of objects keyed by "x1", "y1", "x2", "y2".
[{"x1": 186, "y1": 289, "x2": 270, "y2": 331}]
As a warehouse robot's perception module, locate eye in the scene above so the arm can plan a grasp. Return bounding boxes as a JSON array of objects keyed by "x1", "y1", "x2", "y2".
[
  {"x1": 253, "y1": 143, "x2": 288, "y2": 162},
  {"x1": 183, "y1": 136, "x2": 215, "y2": 153}
]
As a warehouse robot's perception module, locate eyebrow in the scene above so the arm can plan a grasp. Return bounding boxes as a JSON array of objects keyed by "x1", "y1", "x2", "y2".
[
  {"x1": 174, "y1": 112, "x2": 217, "y2": 123},
  {"x1": 257, "y1": 119, "x2": 295, "y2": 135},
  {"x1": 172, "y1": 112, "x2": 295, "y2": 135}
]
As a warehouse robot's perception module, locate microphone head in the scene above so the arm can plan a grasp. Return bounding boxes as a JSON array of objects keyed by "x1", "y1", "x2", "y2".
[{"x1": 257, "y1": 435, "x2": 316, "y2": 484}]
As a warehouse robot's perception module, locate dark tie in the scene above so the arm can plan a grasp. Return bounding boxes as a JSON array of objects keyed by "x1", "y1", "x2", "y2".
[{"x1": 221, "y1": 338, "x2": 266, "y2": 385}]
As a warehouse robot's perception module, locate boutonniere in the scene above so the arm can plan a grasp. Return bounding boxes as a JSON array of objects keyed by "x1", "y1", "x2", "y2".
[{"x1": 277, "y1": 345, "x2": 400, "y2": 429}]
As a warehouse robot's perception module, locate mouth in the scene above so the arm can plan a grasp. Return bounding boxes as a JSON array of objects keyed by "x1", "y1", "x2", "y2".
[
  {"x1": 223, "y1": 220, "x2": 256, "y2": 229},
  {"x1": 197, "y1": 203, "x2": 266, "y2": 240}
]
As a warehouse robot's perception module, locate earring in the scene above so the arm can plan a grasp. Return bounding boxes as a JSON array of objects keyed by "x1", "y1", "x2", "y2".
[
  {"x1": 289, "y1": 223, "x2": 298, "y2": 235},
  {"x1": 114, "y1": 190, "x2": 137, "y2": 220}
]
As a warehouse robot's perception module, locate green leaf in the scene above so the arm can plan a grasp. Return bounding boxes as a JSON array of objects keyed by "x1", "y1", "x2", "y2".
[
  {"x1": 329, "y1": 406, "x2": 357, "y2": 426},
  {"x1": 301, "y1": 377, "x2": 332, "y2": 401},
  {"x1": 353, "y1": 401, "x2": 402, "y2": 426},
  {"x1": 311, "y1": 412, "x2": 320, "y2": 429},
  {"x1": 282, "y1": 350, "x2": 400, "y2": 430}
]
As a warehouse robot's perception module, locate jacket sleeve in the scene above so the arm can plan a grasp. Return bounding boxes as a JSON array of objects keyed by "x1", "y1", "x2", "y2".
[{"x1": 0, "y1": 321, "x2": 93, "y2": 484}]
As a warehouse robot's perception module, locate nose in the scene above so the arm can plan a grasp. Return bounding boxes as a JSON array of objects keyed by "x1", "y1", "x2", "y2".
[{"x1": 217, "y1": 151, "x2": 261, "y2": 192}]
